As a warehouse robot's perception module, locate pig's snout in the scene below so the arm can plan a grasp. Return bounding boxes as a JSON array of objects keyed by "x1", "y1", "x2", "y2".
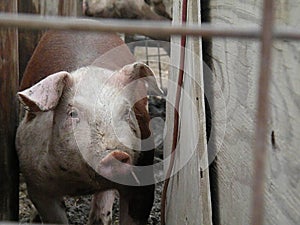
[
  {"x1": 97, "y1": 150, "x2": 134, "y2": 182},
  {"x1": 101, "y1": 150, "x2": 132, "y2": 166}
]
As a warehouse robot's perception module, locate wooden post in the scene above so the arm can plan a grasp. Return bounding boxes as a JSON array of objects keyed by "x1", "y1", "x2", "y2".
[
  {"x1": 18, "y1": 0, "x2": 83, "y2": 81},
  {"x1": 59, "y1": 0, "x2": 83, "y2": 17},
  {"x1": 0, "y1": 0, "x2": 19, "y2": 221},
  {"x1": 164, "y1": 1, "x2": 212, "y2": 224},
  {"x1": 18, "y1": 0, "x2": 44, "y2": 81}
]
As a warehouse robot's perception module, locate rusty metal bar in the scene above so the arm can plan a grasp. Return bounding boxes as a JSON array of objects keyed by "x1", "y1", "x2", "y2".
[
  {"x1": 251, "y1": 0, "x2": 275, "y2": 225},
  {"x1": 0, "y1": 13, "x2": 300, "y2": 39}
]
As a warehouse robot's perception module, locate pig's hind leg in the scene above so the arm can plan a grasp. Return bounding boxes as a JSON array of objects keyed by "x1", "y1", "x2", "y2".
[{"x1": 88, "y1": 190, "x2": 116, "y2": 225}]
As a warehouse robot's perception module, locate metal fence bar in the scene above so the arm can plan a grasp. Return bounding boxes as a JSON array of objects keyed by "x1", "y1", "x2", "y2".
[
  {"x1": 251, "y1": 0, "x2": 275, "y2": 224},
  {"x1": 0, "y1": 13, "x2": 300, "y2": 40},
  {"x1": 0, "y1": 1, "x2": 297, "y2": 223}
]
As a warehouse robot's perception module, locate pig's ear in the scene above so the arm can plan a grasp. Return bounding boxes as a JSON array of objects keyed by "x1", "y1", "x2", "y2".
[
  {"x1": 119, "y1": 62, "x2": 163, "y2": 95},
  {"x1": 17, "y1": 71, "x2": 70, "y2": 112}
]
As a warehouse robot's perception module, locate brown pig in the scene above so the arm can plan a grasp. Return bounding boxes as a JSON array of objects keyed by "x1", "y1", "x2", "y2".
[{"x1": 16, "y1": 30, "x2": 161, "y2": 225}]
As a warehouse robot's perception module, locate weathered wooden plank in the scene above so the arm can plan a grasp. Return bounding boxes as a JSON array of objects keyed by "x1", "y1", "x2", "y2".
[
  {"x1": 18, "y1": 0, "x2": 83, "y2": 81},
  {"x1": 18, "y1": 0, "x2": 43, "y2": 82},
  {"x1": 207, "y1": 0, "x2": 300, "y2": 224},
  {"x1": 59, "y1": 0, "x2": 83, "y2": 17},
  {"x1": 164, "y1": 1, "x2": 212, "y2": 224},
  {"x1": 38, "y1": 0, "x2": 82, "y2": 16},
  {"x1": 0, "y1": 0, "x2": 19, "y2": 221}
]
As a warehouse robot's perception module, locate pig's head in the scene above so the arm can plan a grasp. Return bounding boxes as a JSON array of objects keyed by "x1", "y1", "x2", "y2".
[{"x1": 18, "y1": 62, "x2": 162, "y2": 185}]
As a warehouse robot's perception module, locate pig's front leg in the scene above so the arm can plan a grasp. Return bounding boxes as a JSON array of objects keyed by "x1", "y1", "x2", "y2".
[
  {"x1": 120, "y1": 184, "x2": 155, "y2": 225},
  {"x1": 27, "y1": 188, "x2": 68, "y2": 224},
  {"x1": 88, "y1": 190, "x2": 116, "y2": 225}
]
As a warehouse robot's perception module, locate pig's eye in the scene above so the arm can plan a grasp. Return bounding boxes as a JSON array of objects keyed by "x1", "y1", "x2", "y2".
[{"x1": 69, "y1": 109, "x2": 79, "y2": 118}]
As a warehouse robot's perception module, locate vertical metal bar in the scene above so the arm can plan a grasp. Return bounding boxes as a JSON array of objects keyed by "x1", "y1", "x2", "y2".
[
  {"x1": 145, "y1": 37, "x2": 149, "y2": 65},
  {"x1": 251, "y1": 0, "x2": 275, "y2": 224},
  {"x1": 157, "y1": 41, "x2": 163, "y2": 90}
]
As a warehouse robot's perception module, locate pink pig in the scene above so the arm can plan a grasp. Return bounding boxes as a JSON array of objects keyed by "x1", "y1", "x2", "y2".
[{"x1": 16, "y1": 30, "x2": 161, "y2": 225}]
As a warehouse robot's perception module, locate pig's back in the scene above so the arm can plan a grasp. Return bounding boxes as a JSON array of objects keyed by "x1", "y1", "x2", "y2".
[{"x1": 20, "y1": 30, "x2": 135, "y2": 91}]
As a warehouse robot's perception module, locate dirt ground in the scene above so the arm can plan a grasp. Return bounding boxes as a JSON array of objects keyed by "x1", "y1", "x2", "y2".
[{"x1": 19, "y1": 172, "x2": 164, "y2": 225}]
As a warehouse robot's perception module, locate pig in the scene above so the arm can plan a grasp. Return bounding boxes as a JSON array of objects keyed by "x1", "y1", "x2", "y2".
[{"x1": 16, "y1": 30, "x2": 161, "y2": 225}]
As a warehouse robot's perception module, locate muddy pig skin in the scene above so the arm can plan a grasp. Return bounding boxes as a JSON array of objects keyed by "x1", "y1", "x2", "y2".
[{"x1": 16, "y1": 30, "x2": 161, "y2": 225}]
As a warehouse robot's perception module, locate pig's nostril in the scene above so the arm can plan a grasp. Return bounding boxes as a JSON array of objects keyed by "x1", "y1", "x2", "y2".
[
  {"x1": 111, "y1": 151, "x2": 131, "y2": 164},
  {"x1": 121, "y1": 157, "x2": 129, "y2": 163},
  {"x1": 98, "y1": 150, "x2": 133, "y2": 177}
]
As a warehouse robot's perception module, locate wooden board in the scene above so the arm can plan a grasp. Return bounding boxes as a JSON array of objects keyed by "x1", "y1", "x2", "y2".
[
  {"x1": 164, "y1": 1, "x2": 212, "y2": 224},
  {"x1": 206, "y1": 0, "x2": 300, "y2": 224},
  {"x1": 18, "y1": 0, "x2": 83, "y2": 81},
  {"x1": 0, "y1": 0, "x2": 19, "y2": 221},
  {"x1": 18, "y1": 0, "x2": 44, "y2": 82},
  {"x1": 58, "y1": 0, "x2": 83, "y2": 16}
]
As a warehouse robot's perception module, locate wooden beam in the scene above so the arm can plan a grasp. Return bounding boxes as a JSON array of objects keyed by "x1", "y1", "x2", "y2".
[
  {"x1": 59, "y1": 0, "x2": 83, "y2": 17},
  {"x1": 0, "y1": 0, "x2": 19, "y2": 221},
  {"x1": 18, "y1": 0, "x2": 83, "y2": 81},
  {"x1": 164, "y1": 1, "x2": 212, "y2": 224},
  {"x1": 18, "y1": 0, "x2": 43, "y2": 82}
]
